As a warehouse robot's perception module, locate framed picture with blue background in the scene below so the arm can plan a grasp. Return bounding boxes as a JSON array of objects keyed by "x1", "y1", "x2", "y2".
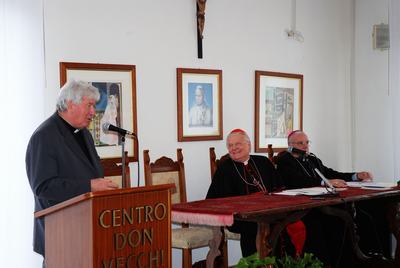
[{"x1": 177, "y1": 68, "x2": 223, "y2": 141}]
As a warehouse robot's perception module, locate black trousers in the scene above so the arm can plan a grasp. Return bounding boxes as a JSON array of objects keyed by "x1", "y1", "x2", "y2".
[
  {"x1": 303, "y1": 201, "x2": 392, "y2": 268},
  {"x1": 228, "y1": 220, "x2": 258, "y2": 257},
  {"x1": 355, "y1": 199, "x2": 392, "y2": 258},
  {"x1": 301, "y1": 209, "x2": 352, "y2": 267}
]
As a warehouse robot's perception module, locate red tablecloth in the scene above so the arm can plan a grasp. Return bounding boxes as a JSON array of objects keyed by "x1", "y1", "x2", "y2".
[{"x1": 172, "y1": 187, "x2": 399, "y2": 226}]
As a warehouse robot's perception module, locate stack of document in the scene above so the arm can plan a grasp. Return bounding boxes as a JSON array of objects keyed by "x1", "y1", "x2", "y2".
[
  {"x1": 346, "y1": 181, "x2": 397, "y2": 190},
  {"x1": 274, "y1": 187, "x2": 332, "y2": 196}
]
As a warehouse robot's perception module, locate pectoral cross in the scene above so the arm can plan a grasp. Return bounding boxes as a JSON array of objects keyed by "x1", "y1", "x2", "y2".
[{"x1": 196, "y1": 0, "x2": 207, "y2": 58}]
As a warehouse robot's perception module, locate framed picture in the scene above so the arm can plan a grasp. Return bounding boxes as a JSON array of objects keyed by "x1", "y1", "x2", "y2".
[
  {"x1": 60, "y1": 62, "x2": 138, "y2": 162},
  {"x1": 177, "y1": 68, "x2": 223, "y2": 141},
  {"x1": 255, "y1": 71, "x2": 303, "y2": 153}
]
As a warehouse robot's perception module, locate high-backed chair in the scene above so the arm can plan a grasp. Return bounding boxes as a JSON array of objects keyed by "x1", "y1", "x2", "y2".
[
  {"x1": 100, "y1": 151, "x2": 131, "y2": 188},
  {"x1": 267, "y1": 143, "x2": 286, "y2": 166},
  {"x1": 267, "y1": 144, "x2": 275, "y2": 162},
  {"x1": 143, "y1": 148, "x2": 213, "y2": 268},
  {"x1": 209, "y1": 147, "x2": 230, "y2": 179}
]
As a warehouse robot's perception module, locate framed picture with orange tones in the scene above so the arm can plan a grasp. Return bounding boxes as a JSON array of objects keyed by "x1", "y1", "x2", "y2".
[{"x1": 255, "y1": 71, "x2": 303, "y2": 153}]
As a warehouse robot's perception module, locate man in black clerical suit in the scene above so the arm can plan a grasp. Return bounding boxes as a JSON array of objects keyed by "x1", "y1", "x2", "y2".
[
  {"x1": 206, "y1": 129, "x2": 285, "y2": 257},
  {"x1": 26, "y1": 80, "x2": 119, "y2": 266},
  {"x1": 276, "y1": 130, "x2": 391, "y2": 266},
  {"x1": 277, "y1": 130, "x2": 372, "y2": 189}
]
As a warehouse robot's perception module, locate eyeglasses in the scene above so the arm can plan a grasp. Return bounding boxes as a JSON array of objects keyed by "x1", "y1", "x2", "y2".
[
  {"x1": 290, "y1": 140, "x2": 311, "y2": 146},
  {"x1": 227, "y1": 142, "x2": 248, "y2": 149}
]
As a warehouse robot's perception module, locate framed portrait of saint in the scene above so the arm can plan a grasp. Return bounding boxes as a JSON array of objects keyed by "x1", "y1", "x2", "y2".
[{"x1": 177, "y1": 68, "x2": 223, "y2": 142}]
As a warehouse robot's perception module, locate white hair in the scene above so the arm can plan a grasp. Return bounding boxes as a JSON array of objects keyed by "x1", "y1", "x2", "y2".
[
  {"x1": 56, "y1": 80, "x2": 100, "y2": 112},
  {"x1": 226, "y1": 131, "x2": 251, "y2": 148}
]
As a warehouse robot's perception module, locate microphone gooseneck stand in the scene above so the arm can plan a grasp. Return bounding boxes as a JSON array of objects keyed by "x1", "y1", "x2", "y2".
[
  {"x1": 135, "y1": 135, "x2": 140, "y2": 187},
  {"x1": 119, "y1": 132, "x2": 140, "y2": 188},
  {"x1": 120, "y1": 134, "x2": 126, "y2": 189}
]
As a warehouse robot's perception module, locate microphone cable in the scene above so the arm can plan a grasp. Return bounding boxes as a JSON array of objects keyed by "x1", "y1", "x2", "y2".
[{"x1": 135, "y1": 136, "x2": 140, "y2": 187}]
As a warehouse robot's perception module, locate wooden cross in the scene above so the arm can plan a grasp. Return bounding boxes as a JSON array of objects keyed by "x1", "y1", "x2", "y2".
[{"x1": 196, "y1": 0, "x2": 207, "y2": 58}]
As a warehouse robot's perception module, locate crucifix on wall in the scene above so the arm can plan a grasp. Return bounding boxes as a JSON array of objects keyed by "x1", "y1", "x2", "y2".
[{"x1": 196, "y1": 0, "x2": 206, "y2": 58}]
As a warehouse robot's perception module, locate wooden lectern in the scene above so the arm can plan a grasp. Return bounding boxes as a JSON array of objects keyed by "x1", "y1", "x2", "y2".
[{"x1": 35, "y1": 184, "x2": 173, "y2": 268}]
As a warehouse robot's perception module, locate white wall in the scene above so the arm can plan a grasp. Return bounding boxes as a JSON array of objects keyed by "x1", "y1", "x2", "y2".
[
  {"x1": 2, "y1": 0, "x2": 393, "y2": 267},
  {"x1": 354, "y1": 0, "x2": 393, "y2": 181},
  {"x1": 41, "y1": 0, "x2": 356, "y2": 266},
  {"x1": 296, "y1": 0, "x2": 355, "y2": 170},
  {"x1": 43, "y1": 0, "x2": 356, "y2": 191},
  {"x1": 0, "y1": 0, "x2": 45, "y2": 267}
]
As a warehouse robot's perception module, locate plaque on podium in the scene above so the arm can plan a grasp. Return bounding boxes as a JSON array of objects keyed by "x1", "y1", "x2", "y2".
[{"x1": 35, "y1": 184, "x2": 173, "y2": 268}]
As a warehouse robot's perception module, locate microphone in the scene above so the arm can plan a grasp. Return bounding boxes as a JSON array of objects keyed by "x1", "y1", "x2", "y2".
[
  {"x1": 314, "y1": 168, "x2": 338, "y2": 195},
  {"x1": 288, "y1": 146, "x2": 309, "y2": 157},
  {"x1": 288, "y1": 146, "x2": 307, "y2": 155},
  {"x1": 102, "y1": 123, "x2": 136, "y2": 137}
]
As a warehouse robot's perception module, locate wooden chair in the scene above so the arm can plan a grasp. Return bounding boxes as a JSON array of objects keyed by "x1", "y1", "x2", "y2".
[
  {"x1": 143, "y1": 148, "x2": 213, "y2": 268},
  {"x1": 267, "y1": 144, "x2": 275, "y2": 162},
  {"x1": 100, "y1": 151, "x2": 131, "y2": 188},
  {"x1": 209, "y1": 147, "x2": 240, "y2": 265},
  {"x1": 209, "y1": 147, "x2": 230, "y2": 179},
  {"x1": 267, "y1": 143, "x2": 286, "y2": 165}
]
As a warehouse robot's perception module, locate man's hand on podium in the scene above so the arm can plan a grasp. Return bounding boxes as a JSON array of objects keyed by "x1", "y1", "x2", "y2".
[{"x1": 91, "y1": 178, "x2": 119, "y2": 191}]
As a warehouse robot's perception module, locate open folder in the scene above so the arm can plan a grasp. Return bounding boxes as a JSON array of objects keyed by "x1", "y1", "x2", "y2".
[{"x1": 273, "y1": 187, "x2": 334, "y2": 196}]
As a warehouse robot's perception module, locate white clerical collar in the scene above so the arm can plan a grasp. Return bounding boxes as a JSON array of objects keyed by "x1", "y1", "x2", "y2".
[{"x1": 243, "y1": 158, "x2": 250, "y2": 165}]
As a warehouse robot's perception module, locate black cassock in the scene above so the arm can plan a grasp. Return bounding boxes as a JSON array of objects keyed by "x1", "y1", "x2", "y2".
[
  {"x1": 206, "y1": 155, "x2": 286, "y2": 257},
  {"x1": 276, "y1": 151, "x2": 392, "y2": 266}
]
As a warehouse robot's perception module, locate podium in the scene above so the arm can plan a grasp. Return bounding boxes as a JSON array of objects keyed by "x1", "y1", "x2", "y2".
[{"x1": 35, "y1": 184, "x2": 173, "y2": 268}]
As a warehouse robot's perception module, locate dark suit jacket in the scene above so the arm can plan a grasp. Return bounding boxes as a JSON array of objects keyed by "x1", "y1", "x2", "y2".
[
  {"x1": 25, "y1": 112, "x2": 103, "y2": 256},
  {"x1": 276, "y1": 151, "x2": 354, "y2": 189}
]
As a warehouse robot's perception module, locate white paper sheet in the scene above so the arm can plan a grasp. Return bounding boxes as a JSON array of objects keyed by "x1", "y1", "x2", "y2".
[{"x1": 346, "y1": 181, "x2": 397, "y2": 190}]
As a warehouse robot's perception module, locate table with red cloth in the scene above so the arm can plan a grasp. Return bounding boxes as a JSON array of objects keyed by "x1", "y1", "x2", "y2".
[{"x1": 172, "y1": 187, "x2": 400, "y2": 268}]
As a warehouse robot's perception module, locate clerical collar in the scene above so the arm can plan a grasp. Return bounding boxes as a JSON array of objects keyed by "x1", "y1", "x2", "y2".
[
  {"x1": 243, "y1": 157, "x2": 251, "y2": 165},
  {"x1": 57, "y1": 113, "x2": 80, "y2": 134}
]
